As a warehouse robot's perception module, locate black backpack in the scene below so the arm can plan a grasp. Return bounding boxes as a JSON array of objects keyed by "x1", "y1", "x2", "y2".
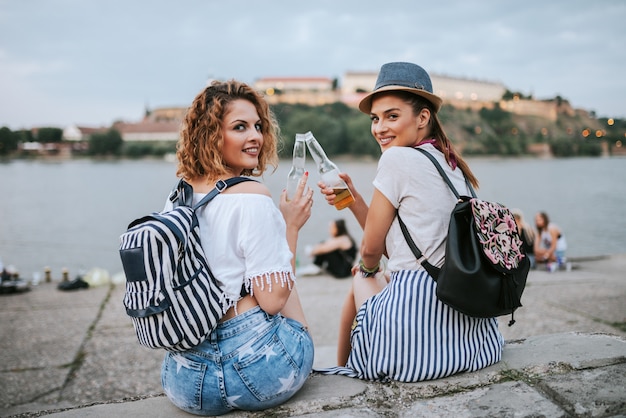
[{"x1": 399, "y1": 148, "x2": 529, "y2": 325}]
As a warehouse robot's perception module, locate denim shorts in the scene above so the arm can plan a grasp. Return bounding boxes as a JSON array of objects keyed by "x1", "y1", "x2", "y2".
[{"x1": 161, "y1": 306, "x2": 314, "y2": 416}]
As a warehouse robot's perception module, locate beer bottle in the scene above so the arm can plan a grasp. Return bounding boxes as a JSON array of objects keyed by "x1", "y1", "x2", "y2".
[
  {"x1": 286, "y1": 133, "x2": 307, "y2": 201},
  {"x1": 304, "y1": 131, "x2": 354, "y2": 210}
]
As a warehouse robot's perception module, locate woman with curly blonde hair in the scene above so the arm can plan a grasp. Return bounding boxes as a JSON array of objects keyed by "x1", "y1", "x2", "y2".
[
  {"x1": 176, "y1": 80, "x2": 279, "y2": 181},
  {"x1": 160, "y1": 80, "x2": 315, "y2": 415}
]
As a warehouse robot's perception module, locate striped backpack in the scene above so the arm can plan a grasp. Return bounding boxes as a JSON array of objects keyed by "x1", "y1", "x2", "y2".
[{"x1": 119, "y1": 177, "x2": 253, "y2": 351}]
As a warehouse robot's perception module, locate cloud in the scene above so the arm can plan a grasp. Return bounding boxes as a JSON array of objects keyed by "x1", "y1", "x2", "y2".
[{"x1": 1, "y1": 0, "x2": 625, "y2": 128}]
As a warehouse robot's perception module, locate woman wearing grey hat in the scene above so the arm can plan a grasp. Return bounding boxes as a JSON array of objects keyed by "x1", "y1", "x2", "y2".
[{"x1": 317, "y1": 62, "x2": 504, "y2": 382}]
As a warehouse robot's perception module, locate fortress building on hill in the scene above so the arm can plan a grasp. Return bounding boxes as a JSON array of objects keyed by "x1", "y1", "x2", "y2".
[
  {"x1": 103, "y1": 70, "x2": 578, "y2": 142},
  {"x1": 339, "y1": 71, "x2": 507, "y2": 111},
  {"x1": 255, "y1": 77, "x2": 338, "y2": 106},
  {"x1": 253, "y1": 71, "x2": 507, "y2": 110}
]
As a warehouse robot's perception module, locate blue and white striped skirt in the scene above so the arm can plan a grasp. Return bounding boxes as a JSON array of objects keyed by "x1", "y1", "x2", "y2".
[{"x1": 320, "y1": 269, "x2": 504, "y2": 382}]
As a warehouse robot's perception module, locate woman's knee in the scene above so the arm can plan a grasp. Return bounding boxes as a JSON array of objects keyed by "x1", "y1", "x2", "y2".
[{"x1": 352, "y1": 273, "x2": 385, "y2": 307}]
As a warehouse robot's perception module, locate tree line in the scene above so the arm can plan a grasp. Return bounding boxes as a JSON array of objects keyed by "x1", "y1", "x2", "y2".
[
  {"x1": 0, "y1": 126, "x2": 124, "y2": 157},
  {"x1": 273, "y1": 100, "x2": 609, "y2": 158},
  {"x1": 2, "y1": 98, "x2": 620, "y2": 159}
]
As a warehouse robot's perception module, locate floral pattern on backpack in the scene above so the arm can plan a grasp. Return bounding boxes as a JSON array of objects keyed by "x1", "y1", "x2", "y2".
[{"x1": 471, "y1": 199, "x2": 525, "y2": 272}]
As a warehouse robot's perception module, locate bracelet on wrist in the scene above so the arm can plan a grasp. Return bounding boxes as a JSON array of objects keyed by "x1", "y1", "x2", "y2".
[{"x1": 358, "y1": 259, "x2": 379, "y2": 277}]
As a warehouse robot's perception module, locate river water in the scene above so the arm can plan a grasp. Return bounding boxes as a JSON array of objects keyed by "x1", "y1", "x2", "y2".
[{"x1": 1, "y1": 156, "x2": 625, "y2": 280}]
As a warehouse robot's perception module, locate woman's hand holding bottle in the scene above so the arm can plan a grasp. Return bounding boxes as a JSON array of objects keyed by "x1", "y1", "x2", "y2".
[
  {"x1": 317, "y1": 172, "x2": 359, "y2": 207},
  {"x1": 317, "y1": 172, "x2": 369, "y2": 229},
  {"x1": 304, "y1": 132, "x2": 354, "y2": 210},
  {"x1": 280, "y1": 172, "x2": 314, "y2": 231}
]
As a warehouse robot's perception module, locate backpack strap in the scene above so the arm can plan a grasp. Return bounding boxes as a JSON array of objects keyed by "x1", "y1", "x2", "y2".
[
  {"x1": 168, "y1": 177, "x2": 256, "y2": 209},
  {"x1": 414, "y1": 147, "x2": 476, "y2": 198},
  {"x1": 169, "y1": 179, "x2": 194, "y2": 207},
  {"x1": 193, "y1": 177, "x2": 256, "y2": 210},
  {"x1": 397, "y1": 147, "x2": 475, "y2": 280},
  {"x1": 397, "y1": 214, "x2": 441, "y2": 280}
]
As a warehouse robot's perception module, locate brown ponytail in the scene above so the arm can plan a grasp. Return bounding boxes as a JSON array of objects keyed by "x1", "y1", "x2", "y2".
[{"x1": 400, "y1": 91, "x2": 479, "y2": 189}]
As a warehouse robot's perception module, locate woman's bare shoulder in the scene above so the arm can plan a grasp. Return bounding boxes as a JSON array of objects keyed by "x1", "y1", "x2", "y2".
[{"x1": 226, "y1": 179, "x2": 271, "y2": 197}]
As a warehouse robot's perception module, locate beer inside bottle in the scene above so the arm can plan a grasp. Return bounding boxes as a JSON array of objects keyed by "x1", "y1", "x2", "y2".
[
  {"x1": 332, "y1": 187, "x2": 355, "y2": 210},
  {"x1": 304, "y1": 131, "x2": 355, "y2": 210}
]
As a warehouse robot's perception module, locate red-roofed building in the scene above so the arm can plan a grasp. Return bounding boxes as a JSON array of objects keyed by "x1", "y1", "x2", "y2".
[
  {"x1": 112, "y1": 120, "x2": 181, "y2": 141},
  {"x1": 63, "y1": 125, "x2": 109, "y2": 141}
]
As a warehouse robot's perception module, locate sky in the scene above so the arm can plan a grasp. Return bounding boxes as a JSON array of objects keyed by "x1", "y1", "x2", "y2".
[{"x1": 1, "y1": 0, "x2": 625, "y2": 130}]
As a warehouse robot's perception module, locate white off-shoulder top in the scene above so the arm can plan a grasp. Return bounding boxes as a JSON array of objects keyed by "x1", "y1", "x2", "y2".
[{"x1": 163, "y1": 192, "x2": 295, "y2": 312}]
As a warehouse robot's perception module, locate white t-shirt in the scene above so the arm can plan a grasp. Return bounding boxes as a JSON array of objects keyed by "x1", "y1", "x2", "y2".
[
  {"x1": 373, "y1": 144, "x2": 472, "y2": 272},
  {"x1": 164, "y1": 192, "x2": 294, "y2": 310}
]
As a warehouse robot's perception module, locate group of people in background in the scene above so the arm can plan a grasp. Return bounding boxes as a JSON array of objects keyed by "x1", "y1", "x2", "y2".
[
  {"x1": 303, "y1": 207, "x2": 569, "y2": 282},
  {"x1": 512, "y1": 209, "x2": 568, "y2": 272}
]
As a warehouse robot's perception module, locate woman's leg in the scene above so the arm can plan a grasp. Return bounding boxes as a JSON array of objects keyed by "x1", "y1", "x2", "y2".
[
  {"x1": 313, "y1": 253, "x2": 327, "y2": 268},
  {"x1": 337, "y1": 273, "x2": 387, "y2": 366},
  {"x1": 337, "y1": 286, "x2": 355, "y2": 365}
]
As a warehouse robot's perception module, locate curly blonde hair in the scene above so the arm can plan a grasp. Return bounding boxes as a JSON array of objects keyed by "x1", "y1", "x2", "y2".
[{"x1": 175, "y1": 80, "x2": 279, "y2": 181}]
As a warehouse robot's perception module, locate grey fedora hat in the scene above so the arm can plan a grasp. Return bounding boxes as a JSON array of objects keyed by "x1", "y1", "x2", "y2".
[{"x1": 358, "y1": 62, "x2": 443, "y2": 114}]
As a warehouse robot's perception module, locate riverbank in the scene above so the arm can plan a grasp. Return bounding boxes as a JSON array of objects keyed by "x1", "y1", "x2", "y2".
[{"x1": 1, "y1": 254, "x2": 625, "y2": 417}]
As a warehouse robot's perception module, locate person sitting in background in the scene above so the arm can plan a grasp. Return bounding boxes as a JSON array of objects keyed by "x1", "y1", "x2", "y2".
[
  {"x1": 534, "y1": 211, "x2": 567, "y2": 271},
  {"x1": 512, "y1": 209, "x2": 536, "y2": 269},
  {"x1": 299, "y1": 219, "x2": 357, "y2": 278}
]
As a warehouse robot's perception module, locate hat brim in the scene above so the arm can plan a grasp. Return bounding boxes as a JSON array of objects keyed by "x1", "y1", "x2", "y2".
[{"x1": 358, "y1": 85, "x2": 442, "y2": 114}]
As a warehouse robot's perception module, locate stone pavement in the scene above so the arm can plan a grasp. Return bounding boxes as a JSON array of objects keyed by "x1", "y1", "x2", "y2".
[{"x1": 1, "y1": 255, "x2": 625, "y2": 417}]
